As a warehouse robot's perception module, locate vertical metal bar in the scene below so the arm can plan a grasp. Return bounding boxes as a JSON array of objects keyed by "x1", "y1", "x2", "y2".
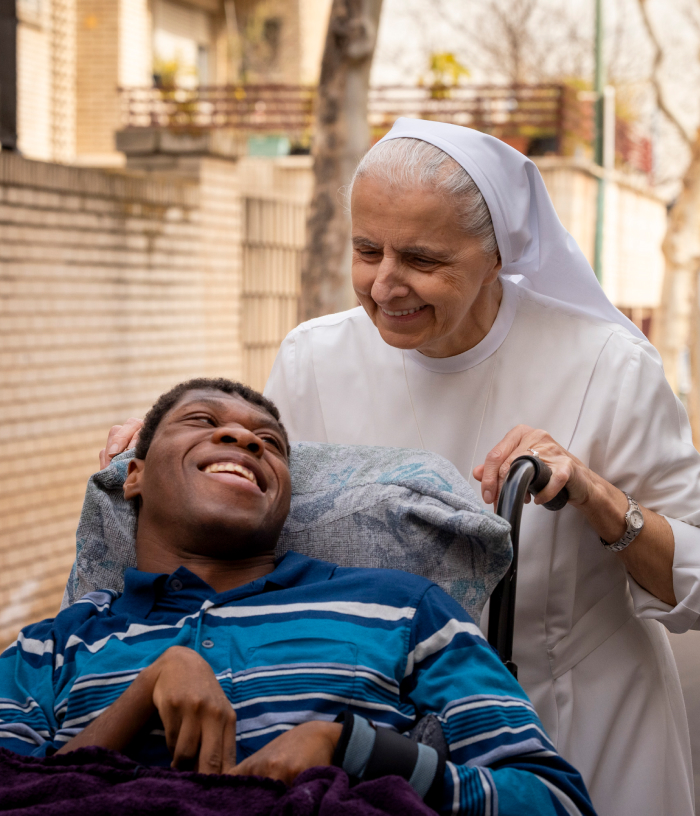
[
  {"x1": 603, "y1": 86, "x2": 616, "y2": 171},
  {"x1": 0, "y1": 0, "x2": 17, "y2": 151},
  {"x1": 487, "y1": 459, "x2": 536, "y2": 679}
]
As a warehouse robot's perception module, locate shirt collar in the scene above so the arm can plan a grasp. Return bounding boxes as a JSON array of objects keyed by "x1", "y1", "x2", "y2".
[{"x1": 113, "y1": 552, "x2": 337, "y2": 618}]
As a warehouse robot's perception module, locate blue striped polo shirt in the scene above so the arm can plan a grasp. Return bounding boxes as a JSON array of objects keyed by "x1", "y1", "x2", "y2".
[{"x1": 0, "y1": 552, "x2": 594, "y2": 815}]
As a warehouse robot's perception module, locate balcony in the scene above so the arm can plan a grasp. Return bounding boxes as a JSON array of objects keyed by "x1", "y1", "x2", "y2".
[{"x1": 119, "y1": 83, "x2": 652, "y2": 175}]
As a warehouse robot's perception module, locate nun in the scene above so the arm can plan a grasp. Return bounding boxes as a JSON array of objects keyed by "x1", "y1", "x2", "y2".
[
  {"x1": 101, "y1": 118, "x2": 700, "y2": 815},
  {"x1": 263, "y1": 120, "x2": 700, "y2": 816}
]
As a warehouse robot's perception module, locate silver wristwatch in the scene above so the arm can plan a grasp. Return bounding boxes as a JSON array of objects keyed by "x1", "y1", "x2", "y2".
[{"x1": 600, "y1": 493, "x2": 644, "y2": 552}]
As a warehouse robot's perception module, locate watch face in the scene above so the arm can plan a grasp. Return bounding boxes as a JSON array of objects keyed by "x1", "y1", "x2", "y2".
[{"x1": 629, "y1": 509, "x2": 644, "y2": 531}]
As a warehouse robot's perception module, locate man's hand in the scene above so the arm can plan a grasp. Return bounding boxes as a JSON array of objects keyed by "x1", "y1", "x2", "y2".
[
  {"x1": 151, "y1": 646, "x2": 237, "y2": 773},
  {"x1": 99, "y1": 417, "x2": 143, "y2": 469},
  {"x1": 226, "y1": 721, "x2": 342, "y2": 784},
  {"x1": 58, "y1": 646, "x2": 237, "y2": 774}
]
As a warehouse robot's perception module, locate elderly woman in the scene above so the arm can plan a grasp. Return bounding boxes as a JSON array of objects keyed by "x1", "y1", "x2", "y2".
[
  {"x1": 263, "y1": 120, "x2": 700, "y2": 816},
  {"x1": 103, "y1": 119, "x2": 699, "y2": 816}
]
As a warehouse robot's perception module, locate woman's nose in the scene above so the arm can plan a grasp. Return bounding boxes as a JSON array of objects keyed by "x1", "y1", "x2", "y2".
[
  {"x1": 211, "y1": 425, "x2": 265, "y2": 457},
  {"x1": 371, "y1": 258, "x2": 410, "y2": 303}
]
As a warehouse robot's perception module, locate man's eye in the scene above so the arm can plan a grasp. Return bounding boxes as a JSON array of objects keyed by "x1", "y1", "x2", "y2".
[
  {"x1": 261, "y1": 435, "x2": 282, "y2": 450},
  {"x1": 191, "y1": 416, "x2": 216, "y2": 426}
]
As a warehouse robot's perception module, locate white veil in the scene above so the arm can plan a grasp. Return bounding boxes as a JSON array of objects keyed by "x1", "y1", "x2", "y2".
[{"x1": 377, "y1": 118, "x2": 646, "y2": 341}]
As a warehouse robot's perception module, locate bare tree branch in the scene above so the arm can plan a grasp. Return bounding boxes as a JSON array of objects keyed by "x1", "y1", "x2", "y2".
[
  {"x1": 636, "y1": 0, "x2": 693, "y2": 146},
  {"x1": 404, "y1": 0, "x2": 595, "y2": 86}
]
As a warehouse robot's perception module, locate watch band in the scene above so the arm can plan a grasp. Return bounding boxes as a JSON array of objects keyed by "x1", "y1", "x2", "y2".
[{"x1": 600, "y1": 493, "x2": 644, "y2": 552}]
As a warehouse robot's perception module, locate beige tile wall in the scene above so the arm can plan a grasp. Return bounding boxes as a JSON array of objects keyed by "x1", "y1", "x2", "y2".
[
  {"x1": 0, "y1": 151, "x2": 243, "y2": 647},
  {"x1": 16, "y1": 0, "x2": 77, "y2": 163},
  {"x1": 240, "y1": 156, "x2": 312, "y2": 391}
]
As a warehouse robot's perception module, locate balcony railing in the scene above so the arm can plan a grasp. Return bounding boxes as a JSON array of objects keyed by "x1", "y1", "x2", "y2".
[
  {"x1": 121, "y1": 84, "x2": 316, "y2": 134},
  {"x1": 119, "y1": 83, "x2": 651, "y2": 174}
]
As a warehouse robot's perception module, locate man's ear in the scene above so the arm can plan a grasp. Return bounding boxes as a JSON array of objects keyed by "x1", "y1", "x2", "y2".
[{"x1": 124, "y1": 458, "x2": 145, "y2": 501}]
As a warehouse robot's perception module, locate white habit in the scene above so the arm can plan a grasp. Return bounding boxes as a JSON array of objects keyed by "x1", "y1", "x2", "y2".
[{"x1": 265, "y1": 280, "x2": 700, "y2": 816}]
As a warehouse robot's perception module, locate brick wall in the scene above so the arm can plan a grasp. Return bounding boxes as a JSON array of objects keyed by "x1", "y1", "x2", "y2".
[
  {"x1": 239, "y1": 157, "x2": 312, "y2": 390},
  {"x1": 16, "y1": 0, "x2": 76, "y2": 163},
  {"x1": 17, "y1": 4, "x2": 52, "y2": 161},
  {"x1": 0, "y1": 151, "x2": 243, "y2": 647},
  {"x1": 51, "y1": 0, "x2": 77, "y2": 162},
  {"x1": 75, "y1": 0, "x2": 121, "y2": 159}
]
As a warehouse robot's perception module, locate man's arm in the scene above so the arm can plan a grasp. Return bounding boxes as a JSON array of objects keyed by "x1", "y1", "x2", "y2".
[
  {"x1": 57, "y1": 646, "x2": 237, "y2": 774},
  {"x1": 0, "y1": 617, "x2": 63, "y2": 757},
  {"x1": 405, "y1": 585, "x2": 596, "y2": 815}
]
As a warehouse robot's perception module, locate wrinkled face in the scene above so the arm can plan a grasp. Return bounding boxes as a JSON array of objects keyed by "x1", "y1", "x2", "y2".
[
  {"x1": 124, "y1": 389, "x2": 291, "y2": 559},
  {"x1": 351, "y1": 176, "x2": 502, "y2": 358}
]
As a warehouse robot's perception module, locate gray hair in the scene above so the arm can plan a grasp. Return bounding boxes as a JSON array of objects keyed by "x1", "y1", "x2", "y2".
[{"x1": 348, "y1": 137, "x2": 499, "y2": 257}]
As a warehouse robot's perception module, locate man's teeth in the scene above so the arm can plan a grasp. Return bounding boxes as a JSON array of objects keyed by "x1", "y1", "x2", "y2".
[
  {"x1": 204, "y1": 462, "x2": 257, "y2": 485},
  {"x1": 383, "y1": 305, "x2": 427, "y2": 317}
]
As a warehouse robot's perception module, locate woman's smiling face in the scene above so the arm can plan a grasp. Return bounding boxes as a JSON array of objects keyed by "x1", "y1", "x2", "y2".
[{"x1": 351, "y1": 175, "x2": 502, "y2": 358}]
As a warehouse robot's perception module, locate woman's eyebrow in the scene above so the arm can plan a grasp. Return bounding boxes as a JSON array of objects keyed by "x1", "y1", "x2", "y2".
[
  {"x1": 352, "y1": 236, "x2": 450, "y2": 260},
  {"x1": 352, "y1": 237, "x2": 382, "y2": 249},
  {"x1": 399, "y1": 245, "x2": 451, "y2": 260}
]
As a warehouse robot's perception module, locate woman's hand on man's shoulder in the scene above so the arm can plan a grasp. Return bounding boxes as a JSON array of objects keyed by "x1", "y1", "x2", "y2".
[{"x1": 99, "y1": 417, "x2": 143, "y2": 470}]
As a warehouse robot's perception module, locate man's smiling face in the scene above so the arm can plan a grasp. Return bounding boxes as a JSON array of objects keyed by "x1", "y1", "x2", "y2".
[{"x1": 124, "y1": 388, "x2": 292, "y2": 560}]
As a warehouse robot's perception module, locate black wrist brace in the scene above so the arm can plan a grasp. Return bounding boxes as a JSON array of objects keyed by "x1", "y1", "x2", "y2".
[{"x1": 332, "y1": 712, "x2": 446, "y2": 807}]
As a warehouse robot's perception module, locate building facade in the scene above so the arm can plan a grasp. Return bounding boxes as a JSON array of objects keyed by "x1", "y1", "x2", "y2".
[{"x1": 13, "y1": 0, "x2": 332, "y2": 165}]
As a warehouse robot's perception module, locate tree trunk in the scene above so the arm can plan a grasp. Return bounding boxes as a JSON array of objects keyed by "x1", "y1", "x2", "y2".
[
  {"x1": 299, "y1": 0, "x2": 383, "y2": 322},
  {"x1": 652, "y1": 130, "x2": 700, "y2": 443}
]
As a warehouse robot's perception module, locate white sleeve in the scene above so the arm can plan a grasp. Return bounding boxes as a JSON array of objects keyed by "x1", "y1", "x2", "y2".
[
  {"x1": 628, "y1": 517, "x2": 700, "y2": 633},
  {"x1": 263, "y1": 328, "x2": 328, "y2": 444},
  {"x1": 602, "y1": 336, "x2": 700, "y2": 633}
]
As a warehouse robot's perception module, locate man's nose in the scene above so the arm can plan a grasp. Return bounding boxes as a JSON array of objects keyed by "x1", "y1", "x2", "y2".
[
  {"x1": 371, "y1": 256, "x2": 410, "y2": 303},
  {"x1": 211, "y1": 425, "x2": 265, "y2": 457}
]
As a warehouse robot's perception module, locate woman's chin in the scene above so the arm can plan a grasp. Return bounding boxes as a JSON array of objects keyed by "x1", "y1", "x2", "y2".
[{"x1": 375, "y1": 325, "x2": 427, "y2": 351}]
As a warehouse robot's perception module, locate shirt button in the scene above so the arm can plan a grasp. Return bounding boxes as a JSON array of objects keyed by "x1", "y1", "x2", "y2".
[
  {"x1": 201, "y1": 639, "x2": 214, "y2": 649},
  {"x1": 170, "y1": 579, "x2": 183, "y2": 591}
]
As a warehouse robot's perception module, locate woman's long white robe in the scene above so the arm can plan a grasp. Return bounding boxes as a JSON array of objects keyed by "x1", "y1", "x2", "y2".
[{"x1": 265, "y1": 281, "x2": 700, "y2": 816}]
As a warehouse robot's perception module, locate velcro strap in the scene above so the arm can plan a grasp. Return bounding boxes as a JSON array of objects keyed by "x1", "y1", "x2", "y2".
[
  {"x1": 363, "y1": 725, "x2": 421, "y2": 781},
  {"x1": 333, "y1": 713, "x2": 441, "y2": 801}
]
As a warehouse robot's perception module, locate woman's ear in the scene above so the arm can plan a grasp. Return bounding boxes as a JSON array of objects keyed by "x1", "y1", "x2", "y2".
[{"x1": 123, "y1": 458, "x2": 145, "y2": 501}]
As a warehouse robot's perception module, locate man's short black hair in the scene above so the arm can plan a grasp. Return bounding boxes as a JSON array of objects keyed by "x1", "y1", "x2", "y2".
[{"x1": 134, "y1": 377, "x2": 289, "y2": 460}]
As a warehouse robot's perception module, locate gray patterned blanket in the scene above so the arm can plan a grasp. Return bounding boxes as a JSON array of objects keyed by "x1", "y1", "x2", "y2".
[{"x1": 63, "y1": 443, "x2": 511, "y2": 623}]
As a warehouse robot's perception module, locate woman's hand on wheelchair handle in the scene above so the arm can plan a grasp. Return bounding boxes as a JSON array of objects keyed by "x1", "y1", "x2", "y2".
[
  {"x1": 472, "y1": 424, "x2": 595, "y2": 509},
  {"x1": 226, "y1": 720, "x2": 342, "y2": 784},
  {"x1": 99, "y1": 417, "x2": 143, "y2": 469},
  {"x1": 473, "y1": 424, "x2": 677, "y2": 606}
]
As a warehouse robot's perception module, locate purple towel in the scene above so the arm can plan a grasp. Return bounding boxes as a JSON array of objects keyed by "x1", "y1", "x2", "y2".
[{"x1": 0, "y1": 747, "x2": 436, "y2": 815}]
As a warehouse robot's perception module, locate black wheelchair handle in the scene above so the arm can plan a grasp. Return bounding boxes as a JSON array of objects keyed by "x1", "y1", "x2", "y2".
[
  {"x1": 512, "y1": 454, "x2": 569, "y2": 511},
  {"x1": 488, "y1": 455, "x2": 569, "y2": 678}
]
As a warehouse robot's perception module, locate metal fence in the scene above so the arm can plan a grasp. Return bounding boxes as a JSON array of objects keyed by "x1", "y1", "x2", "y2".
[
  {"x1": 121, "y1": 84, "x2": 316, "y2": 134},
  {"x1": 119, "y1": 83, "x2": 651, "y2": 174}
]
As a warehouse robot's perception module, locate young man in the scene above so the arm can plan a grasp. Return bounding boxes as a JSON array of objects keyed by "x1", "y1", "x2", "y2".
[{"x1": 0, "y1": 378, "x2": 595, "y2": 815}]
